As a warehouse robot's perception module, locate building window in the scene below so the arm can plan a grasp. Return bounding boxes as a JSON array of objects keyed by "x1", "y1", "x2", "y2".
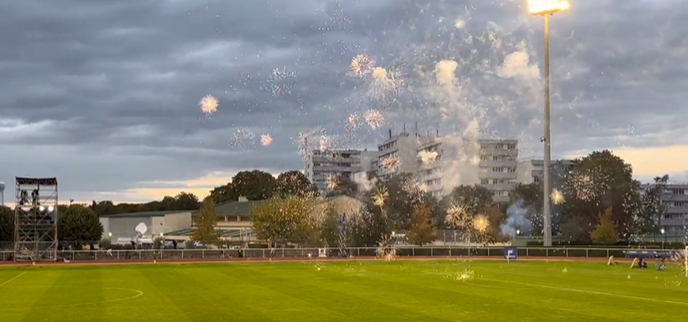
[{"x1": 481, "y1": 179, "x2": 489, "y2": 185}]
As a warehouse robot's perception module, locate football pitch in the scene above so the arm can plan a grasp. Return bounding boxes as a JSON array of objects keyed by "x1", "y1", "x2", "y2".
[{"x1": 0, "y1": 260, "x2": 685, "y2": 322}]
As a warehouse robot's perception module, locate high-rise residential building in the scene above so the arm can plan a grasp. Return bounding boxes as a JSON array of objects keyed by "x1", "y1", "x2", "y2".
[
  {"x1": 375, "y1": 129, "x2": 518, "y2": 202},
  {"x1": 477, "y1": 139, "x2": 519, "y2": 203},
  {"x1": 516, "y1": 158, "x2": 576, "y2": 184},
  {"x1": 305, "y1": 149, "x2": 378, "y2": 192},
  {"x1": 640, "y1": 183, "x2": 688, "y2": 236}
]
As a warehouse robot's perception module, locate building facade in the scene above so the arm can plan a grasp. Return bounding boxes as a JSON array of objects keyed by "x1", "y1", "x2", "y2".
[
  {"x1": 516, "y1": 158, "x2": 576, "y2": 184},
  {"x1": 374, "y1": 130, "x2": 518, "y2": 202},
  {"x1": 99, "y1": 210, "x2": 193, "y2": 243},
  {"x1": 305, "y1": 149, "x2": 379, "y2": 192},
  {"x1": 640, "y1": 183, "x2": 688, "y2": 236}
]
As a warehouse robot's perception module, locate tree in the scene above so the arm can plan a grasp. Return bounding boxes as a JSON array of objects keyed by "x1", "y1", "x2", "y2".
[
  {"x1": 442, "y1": 185, "x2": 494, "y2": 216},
  {"x1": 191, "y1": 197, "x2": 219, "y2": 246},
  {"x1": 589, "y1": 207, "x2": 618, "y2": 244},
  {"x1": 640, "y1": 175, "x2": 670, "y2": 232},
  {"x1": 231, "y1": 170, "x2": 277, "y2": 200},
  {"x1": 275, "y1": 170, "x2": 314, "y2": 197},
  {"x1": 561, "y1": 150, "x2": 642, "y2": 240},
  {"x1": 0, "y1": 206, "x2": 14, "y2": 242},
  {"x1": 559, "y1": 215, "x2": 592, "y2": 242},
  {"x1": 208, "y1": 183, "x2": 236, "y2": 204},
  {"x1": 406, "y1": 203, "x2": 437, "y2": 246},
  {"x1": 250, "y1": 195, "x2": 318, "y2": 245},
  {"x1": 58, "y1": 205, "x2": 104, "y2": 246},
  {"x1": 172, "y1": 192, "x2": 200, "y2": 210},
  {"x1": 319, "y1": 205, "x2": 340, "y2": 248}
]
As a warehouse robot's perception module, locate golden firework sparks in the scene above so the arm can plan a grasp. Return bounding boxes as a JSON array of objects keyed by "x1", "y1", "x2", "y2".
[
  {"x1": 473, "y1": 215, "x2": 489, "y2": 233},
  {"x1": 325, "y1": 173, "x2": 338, "y2": 190},
  {"x1": 351, "y1": 54, "x2": 374, "y2": 77},
  {"x1": 372, "y1": 67, "x2": 387, "y2": 80},
  {"x1": 551, "y1": 188, "x2": 565, "y2": 205},
  {"x1": 372, "y1": 186, "x2": 388, "y2": 207},
  {"x1": 260, "y1": 134, "x2": 273, "y2": 146},
  {"x1": 198, "y1": 94, "x2": 218, "y2": 114},
  {"x1": 445, "y1": 202, "x2": 471, "y2": 229}
]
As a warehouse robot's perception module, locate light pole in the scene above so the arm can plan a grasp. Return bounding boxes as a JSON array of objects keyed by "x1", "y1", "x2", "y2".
[
  {"x1": 527, "y1": 0, "x2": 570, "y2": 247},
  {"x1": 660, "y1": 228, "x2": 665, "y2": 249}
]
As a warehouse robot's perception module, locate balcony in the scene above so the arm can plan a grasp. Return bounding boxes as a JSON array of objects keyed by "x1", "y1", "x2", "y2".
[
  {"x1": 479, "y1": 160, "x2": 518, "y2": 168},
  {"x1": 479, "y1": 172, "x2": 517, "y2": 180},
  {"x1": 481, "y1": 148, "x2": 518, "y2": 157}
]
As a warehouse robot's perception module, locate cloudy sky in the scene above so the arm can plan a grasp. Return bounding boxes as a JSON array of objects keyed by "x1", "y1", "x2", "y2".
[{"x1": 1, "y1": 0, "x2": 686, "y2": 204}]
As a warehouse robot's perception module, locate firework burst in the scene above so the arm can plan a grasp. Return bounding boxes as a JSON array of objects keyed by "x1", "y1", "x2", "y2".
[
  {"x1": 380, "y1": 155, "x2": 400, "y2": 173},
  {"x1": 375, "y1": 234, "x2": 396, "y2": 261},
  {"x1": 268, "y1": 67, "x2": 297, "y2": 97},
  {"x1": 372, "y1": 186, "x2": 388, "y2": 207},
  {"x1": 551, "y1": 189, "x2": 565, "y2": 205},
  {"x1": 473, "y1": 215, "x2": 489, "y2": 233},
  {"x1": 363, "y1": 109, "x2": 385, "y2": 129},
  {"x1": 368, "y1": 67, "x2": 403, "y2": 100},
  {"x1": 293, "y1": 128, "x2": 327, "y2": 160},
  {"x1": 198, "y1": 94, "x2": 219, "y2": 114},
  {"x1": 418, "y1": 150, "x2": 438, "y2": 164},
  {"x1": 351, "y1": 54, "x2": 374, "y2": 77},
  {"x1": 445, "y1": 202, "x2": 472, "y2": 231},
  {"x1": 229, "y1": 128, "x2": 256, "y2": 150},
  {"x1": 260, "y1": 134, "x2": 273, "y2": 146},
  {"x1": 345, "y1": 113, "x2": 361, "y2": 129},
  {"x1": 325, "y1": 173, "x2": 338, "y2": 191}
]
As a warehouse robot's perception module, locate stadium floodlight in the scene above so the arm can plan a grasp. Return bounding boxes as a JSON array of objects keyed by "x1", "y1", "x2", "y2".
[
  {"x1": 528, "y1": 0, "x2": 570, "y2": 16},
  {"x1": 527, "y1": 0, "x2": 570, "y2": 247},
  {"x1": 39, "y1": 206, "x2": 45, "y2": 212},
  {"x1": 47, "y1": 206, "x2": 54, "y2": 212}
]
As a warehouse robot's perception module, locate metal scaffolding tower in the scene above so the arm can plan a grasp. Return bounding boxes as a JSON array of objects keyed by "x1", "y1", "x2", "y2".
[{"x1": 14, "y1": 177, "x2": 59, "y2": 261}]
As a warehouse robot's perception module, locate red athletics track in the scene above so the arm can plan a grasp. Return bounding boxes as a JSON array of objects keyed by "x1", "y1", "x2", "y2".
[{"x1": 0, "y1": 255, "x2": 632, "y2": 267}]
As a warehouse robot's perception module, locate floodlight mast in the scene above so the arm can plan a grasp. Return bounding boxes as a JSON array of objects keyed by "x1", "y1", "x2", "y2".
[
  {"x1": 14, "y1": 177, "x2": 59, "y2": 262},
  {"x1": 527, "y1": 0, "x2": 570, "y2": 247}
]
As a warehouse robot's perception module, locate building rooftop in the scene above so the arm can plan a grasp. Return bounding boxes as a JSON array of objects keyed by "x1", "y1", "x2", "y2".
[
  {"x1": 100, "y1": 210, "x2": 190, "y2": 218},
  {"x1": 191, "y1": 200, "x2": 266, "y2": 218}
]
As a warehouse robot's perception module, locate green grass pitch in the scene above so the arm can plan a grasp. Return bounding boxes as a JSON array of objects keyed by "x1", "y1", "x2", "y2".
[{"x1": 0, "y1": 260, "x2": 685, "y2": 322}]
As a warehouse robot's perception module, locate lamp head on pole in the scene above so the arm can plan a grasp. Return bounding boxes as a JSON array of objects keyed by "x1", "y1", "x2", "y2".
[
  {"x1": 660, "y1": 228, "x2": 665, "y2": 234},
  {"x1": 528, "y1": 0, "x2": 570, "y2": 16}
]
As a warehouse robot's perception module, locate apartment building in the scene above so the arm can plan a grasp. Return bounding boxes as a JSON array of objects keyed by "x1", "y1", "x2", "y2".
[
  {"x1": 516, "y1": 158, "x2": 576, "y2": 184},
  {"x1": 640, "y1": 183, "x2": 688, "y2": 236},
  {"x1": 477, "y1": 140, "x2": 519, "y2": 203},
  {"x1": 375, "y1": 129, "x2": 517, "y2": 202},
  {"x1": 305, "y1": 149, "x2": 378, "y2": 192}
]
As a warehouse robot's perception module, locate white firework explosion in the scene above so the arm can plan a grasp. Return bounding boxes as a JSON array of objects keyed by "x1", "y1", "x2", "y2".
[
  {"x1": 445, "y1": 202, "x2": 472, "y2": 231},
  {"x1": 379, "y1": 155, "x2": 400, "y2": 173},
  {"x1": 345, "y1": 113, "x2": 361, "y2": 129},
  {"x1": 375, "y1": 234, "x2": 396, "y2": 261},
  {"x1": 293, "y1": 128, "x2": 327, "y2": 161},
  {"x1": 198, "y1": 94, "x2": 219, "y2": 114},
  {"x1": 351, "y1": 54, "x2": 374, "y2": 77},
  {"x1": 368, "y1": 67, "x2": 403, "y2": 100},
  {"x1": 363, "y1": 109, "x2": 385, "y2": 129},
  {"x1": 260, "y1": 134, "x2": 273, "y2": 146},
  {"x1": 418, "y1": 150, "x2": 438, "y2": 164},
  {"x1": 319, "y1": 135, "x2": 329, "y2": 152},
  {"x1": 268, "y1": 67, "x2": 297, "y2": 97},
  {"x1": 229, "y1": 128, "x2": 256, "y2": 150}
]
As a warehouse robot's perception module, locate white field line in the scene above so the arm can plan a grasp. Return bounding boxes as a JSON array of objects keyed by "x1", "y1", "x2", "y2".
[
  {"x1": 485, "y1": 278, "x2": 688, "y2": 306},
  {"x1": 0, "y1": 271, "x2": 26, "y2": 288}
]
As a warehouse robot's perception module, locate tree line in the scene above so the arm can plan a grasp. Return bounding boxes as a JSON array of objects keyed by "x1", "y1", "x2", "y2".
[{"x1": 0, "y1": 150, "x2": 679, "y2": 247}]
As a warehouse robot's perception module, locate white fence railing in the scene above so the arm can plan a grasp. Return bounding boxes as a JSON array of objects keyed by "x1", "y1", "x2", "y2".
[{"x1": 0, "y1": 246, "x2": 680, "y2": 262}]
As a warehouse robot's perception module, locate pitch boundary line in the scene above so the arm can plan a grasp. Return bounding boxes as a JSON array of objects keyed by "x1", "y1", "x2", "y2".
[
  {"x1": 484, "y1": 278, "x2": 688, "y2": 306},
  {"x1": 0, "y1": 271, "x2": 26, "y2": 288}
]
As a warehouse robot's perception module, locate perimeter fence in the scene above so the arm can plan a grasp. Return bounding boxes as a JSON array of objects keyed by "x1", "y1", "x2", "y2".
[{"x1": 0, "y1": 246, "x2": 678, "y2": 262}]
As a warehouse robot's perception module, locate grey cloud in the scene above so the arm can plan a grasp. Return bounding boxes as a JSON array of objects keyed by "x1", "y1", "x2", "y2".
[{"x1": 1, "y1": 0, "x2": 687, "y2": 202}]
